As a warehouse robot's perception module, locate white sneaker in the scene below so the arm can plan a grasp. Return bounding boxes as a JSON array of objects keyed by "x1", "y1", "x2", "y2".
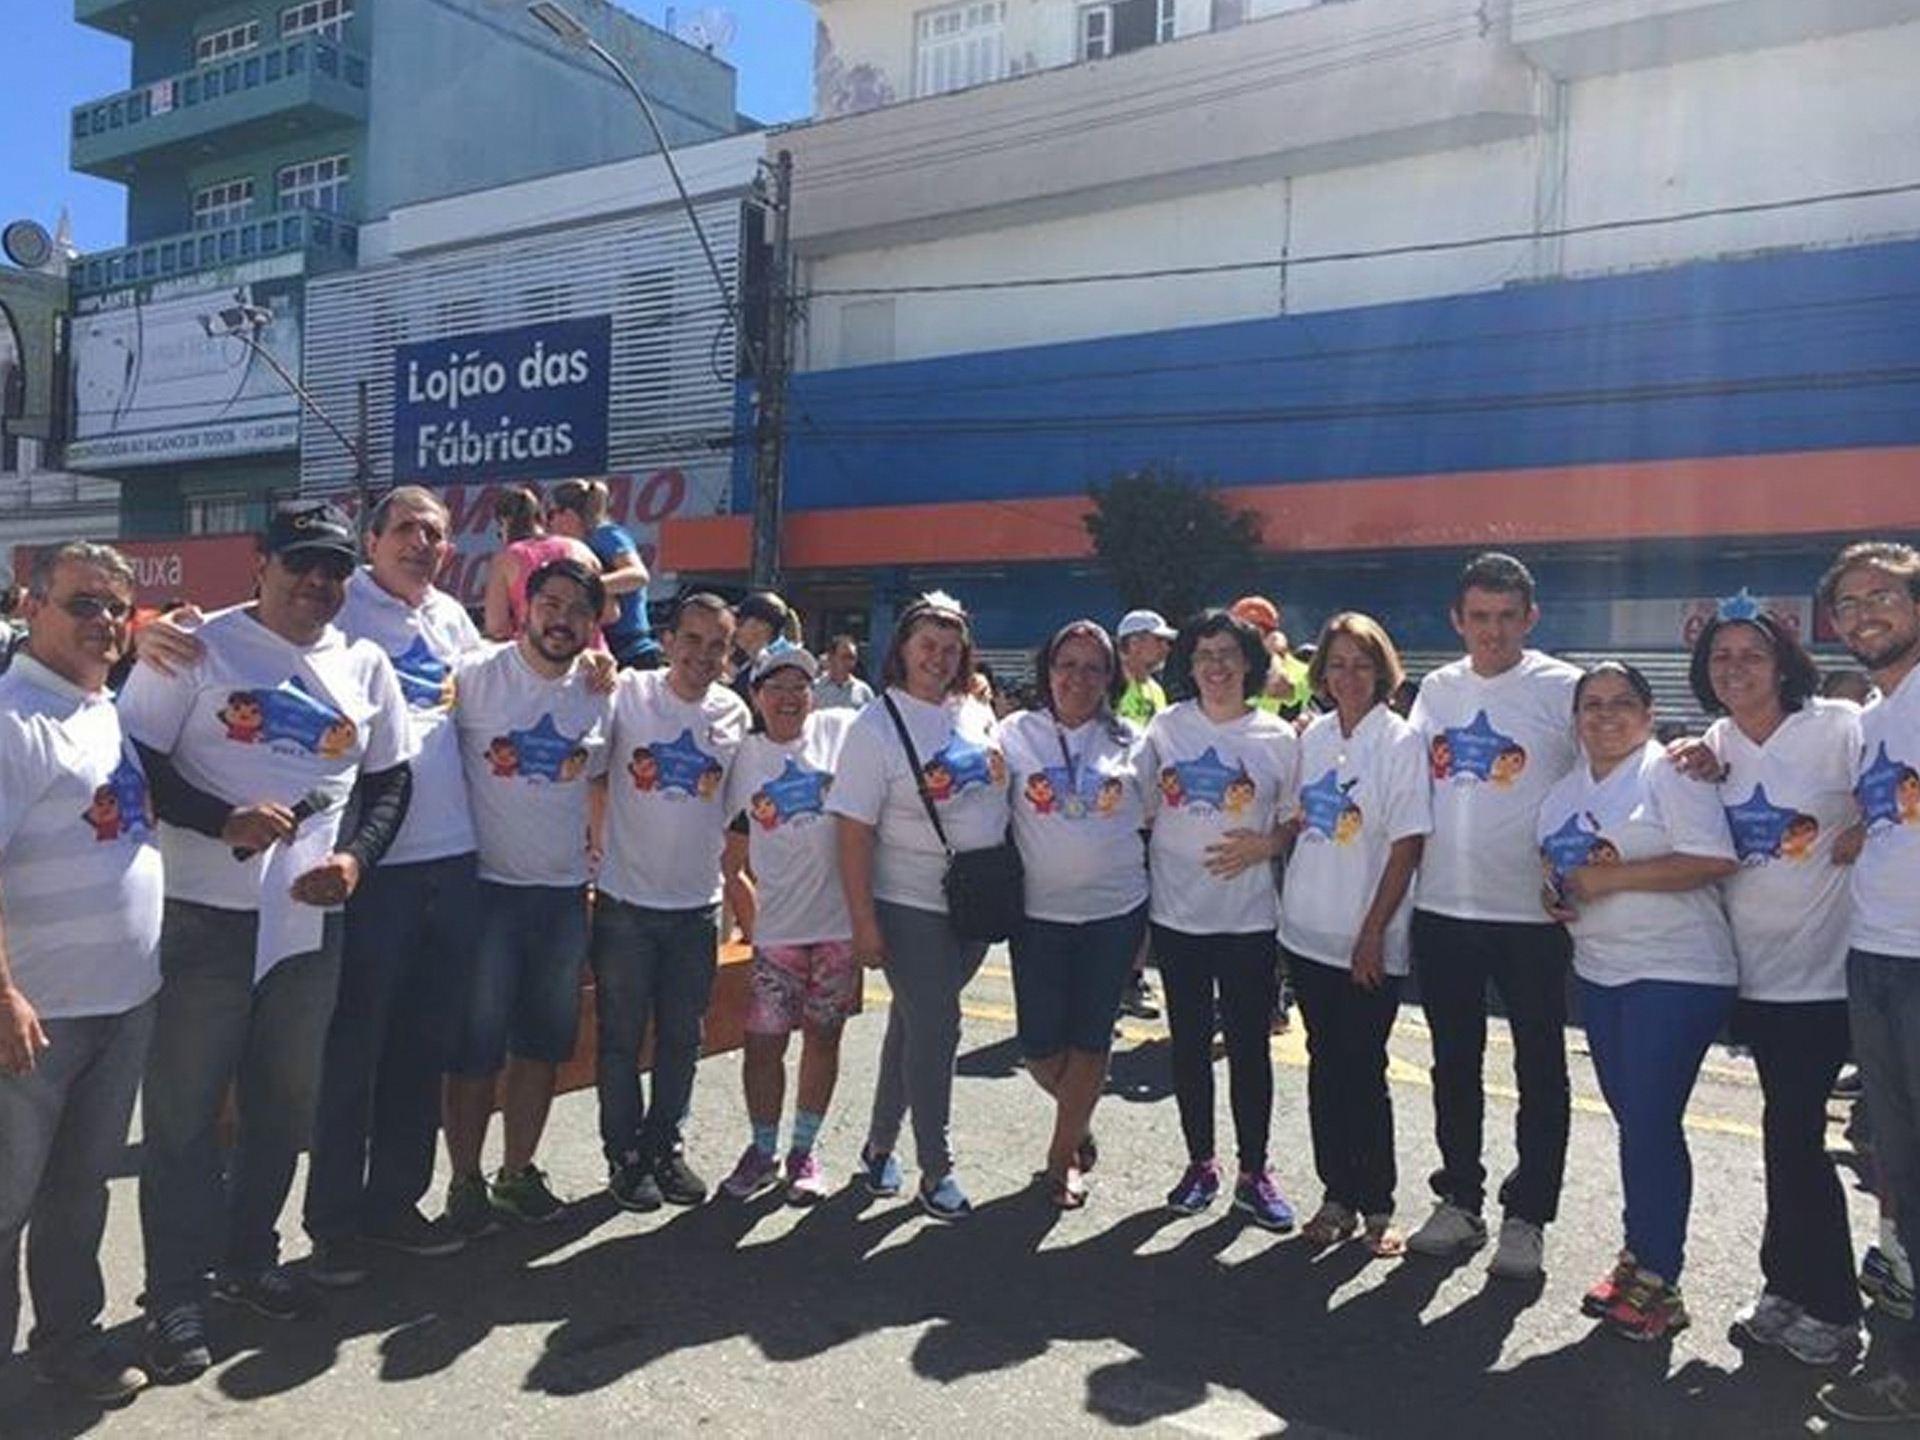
[
  {"x1": 1781, "y1": 1313, "x2": 1864, "y2": 1368},
  {"x1": 1487, "y1": 1216, "x2": 1545, "y2": 1280},
  {"x1": 1728, "y1": 1292, "x2": 1802, "y2": 1349},
  {"x1": 1406, "y1": 1201, "x2": 1488, "y2": 1257}
]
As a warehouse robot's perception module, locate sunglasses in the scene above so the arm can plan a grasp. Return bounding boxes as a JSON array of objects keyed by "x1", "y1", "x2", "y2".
[
  {"x1": 280, "y1": 550, "x2": 356, "y2": 581},
  {"x1": 59, "y1": 593, "x2": 134, "y2": 622}
]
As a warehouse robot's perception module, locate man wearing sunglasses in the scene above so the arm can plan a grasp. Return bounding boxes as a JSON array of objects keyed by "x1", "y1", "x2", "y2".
[
  {"x1": 0, "y1": 542, "x2": 161, "y2": 1401},
  {"x1": 117, "y1": 503, "x2": 416, "y2": 1383}
]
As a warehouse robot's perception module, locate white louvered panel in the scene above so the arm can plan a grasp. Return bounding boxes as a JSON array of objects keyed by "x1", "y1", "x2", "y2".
[{"x1": 299, "y1": 199, "x2": 744, "y2": 495}]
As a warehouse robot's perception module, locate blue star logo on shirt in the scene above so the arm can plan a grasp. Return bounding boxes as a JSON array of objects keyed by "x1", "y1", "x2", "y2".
[
  {"x1": 390, "y1": 636, "x2": 454, "y2": 712},
  {"x1": 1299, "y1": 767, "x2": 1363, "y2": 845},
  {"x1": 1161, "y1": 746, "x2": 1256, "y2": 815},
  {"x1": 228, "y1": 675, "x2": 356, "y2": 757},
  {"x1": 1437, "y1": 710, "x2": 1527, "y2": 786},
  {"x1": 1857, "y1": 741, "x2": 1920, "y2": 832},
  {"x1": 749, "y1": 756, "x2": 832, "y2": 830},
  {"x1": 1724, "y1": 783, "x2": 1817, "y2": 864},
  {"x1": 1540, "y1": 810, "x2": 1607, "y2": 887},
  {"x1": 652, "y1": 727, "x2": 726, "y2": 800},
  {"x1": 81, "y1": 750, "x2": 154, "y2": 843},
  {"x1": 504, "y1": 714, "x2": 590, "y2": 784},
  {"x1": 922, "y1": 733, "x2": 998, "y2": 802}
]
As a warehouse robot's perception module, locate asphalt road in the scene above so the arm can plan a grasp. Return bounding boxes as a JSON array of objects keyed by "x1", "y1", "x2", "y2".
[{"x1": 1, "y1": 950, "x2": 1900, "y2": 1439}]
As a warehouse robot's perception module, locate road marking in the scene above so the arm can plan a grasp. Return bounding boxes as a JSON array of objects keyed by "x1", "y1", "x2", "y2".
[{"x1": 864, "y1": 985, "x2": 1765, "y2": 1141}]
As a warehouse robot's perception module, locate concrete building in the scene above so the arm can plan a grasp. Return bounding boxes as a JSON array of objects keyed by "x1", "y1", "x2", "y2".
[
  {"x1": 666, "y1": 0, "x2": 1920, "y2": 696},
  {"x1": 65, "y1": 0, "x2": 744, "y2": 537}
]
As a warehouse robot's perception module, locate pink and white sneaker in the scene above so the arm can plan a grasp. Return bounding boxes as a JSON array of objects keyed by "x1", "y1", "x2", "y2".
[{"x1": 785, "y1": 1149, "x2": 830, "y2": 1206}]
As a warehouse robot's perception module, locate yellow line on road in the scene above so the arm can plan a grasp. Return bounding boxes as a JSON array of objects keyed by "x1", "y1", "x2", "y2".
[{"x1": 865, "y1": 985, "x2": 1765, "y2": 1142}]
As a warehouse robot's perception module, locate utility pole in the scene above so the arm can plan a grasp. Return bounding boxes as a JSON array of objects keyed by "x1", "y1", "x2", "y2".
[
  {"x1": 749, "y1": 148, "x2": 793, "y2": 594},
  {"x1": 354, "y1": 378, "x2": 371, "y2": 518}
]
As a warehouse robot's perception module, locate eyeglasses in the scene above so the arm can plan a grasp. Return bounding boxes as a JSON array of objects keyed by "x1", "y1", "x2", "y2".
[
  {"x1": 1192, "y1": 644, "x2": 1246, "y2": 667},
  {"x1": 280, "y1": 550, "x2": 355, "y2": 581},
  {"x1": 1832, "y1": 588, "x2": 1912, "y2": 622},
  {"x1": 58, "y1": 593, "x2": 134, "y2": 622},
  {"x1": 759, "y1": 678, "x2": 812, "y2": 696}
]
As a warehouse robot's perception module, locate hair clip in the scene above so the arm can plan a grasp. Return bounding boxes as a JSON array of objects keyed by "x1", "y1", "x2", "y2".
[{"x1": 1716, "y1": 588, "x2": 1763, "y2": 622}]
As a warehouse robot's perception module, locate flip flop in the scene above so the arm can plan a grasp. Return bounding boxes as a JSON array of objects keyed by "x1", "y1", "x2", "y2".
[
  {"x1": 1362, "y1": 1214, "x2": 1407, "y2": 1259},
  {"x1": 1048, "y1": 1169, "x2": 1089, "y2": 1210}
]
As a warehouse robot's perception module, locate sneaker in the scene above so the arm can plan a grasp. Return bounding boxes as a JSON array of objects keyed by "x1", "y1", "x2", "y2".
[
  {"x1": 1582, "y1": 1251, "x2": 1639, "y2": 1318},
  {"x1": 1233, "y1": 1170, "x2": 1296, "y2": 1232},
  {"x1": 654, "y1": 1151, "x2": 709, "y2": 1207},
  {"x1": 1487, "y1": 1217, "x2": 1545, "y2": 1281},
  {"x1": 720, "y1": 1145, "x2": 782, "y2": 1200},
  {"x1": 1819, "y1": 1367, "x2": 1920, "y2": 1425},
  {"x1": 1602, "y1": 1269, "x2": 1690, "y2": 1343},
  {"x1": 444, "y1": 1172, "x2": 502, "y2": 1238},
  {"x1": 1728, "y1": 1292, "x2": 1802, "y2": 1349},
  {"x1": 35, "y1": 1341, "x2": 149, "y2": 1402},
  {"x1": 860, "y1": 1144, "x2": 903, "y2": 1198},
  {"x1": 785, "y1": 1149, "x2": 830, "y2": 1206},
  {"x1": 365, "y1": 1206, "x2": 466, "y2": 1258},
  {"x1": 144, "y1": 1302, "x2": 211, "y2": 1383},
  {"x1": 919, "y1": 1172, "x2": 973, "y2": 1221},
  {"x1": 1862, "y1": 1245, "x2": 1917, "y2": 1321},
  {"x1": 1119, "y1": 973, "x2": 1161, "y2": 1021},
  {"x1": 1407, "y1": 1201, "x2": 1488, "y2": 1258},
  {"x1": 213, "y1": 1265, "x2": 316, "y2": 1321},
  {"x1": 1166, "y1": 1159, "x2": 1222, "y2": 1216},
  {"x1": 1780, "y1": 1313, "x2": 1864, "y2": 1368},
  {"x1": 491, "y1": 1164, "x2": 566, "y2": 1224},
  {"x1": 1832, "y1": 1066, "x2": 1865, "y2": 1100},
  {"x1": 307, "y1": 1236, "x2": 371, "y2": 1289},
  {"x1": 609, "y1": 1157, "x2": 664, "y2": 1212}
]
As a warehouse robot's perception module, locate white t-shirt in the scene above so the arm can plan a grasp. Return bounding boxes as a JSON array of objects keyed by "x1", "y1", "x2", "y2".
[
  {"x1": 118, "y1": 606, "x2": 415, "y2": 913},
  {"x1": 1707, "y1": 699, "x2": 1860, "y2": 1001},
  {"x1": 999, "y1": 709, "x2": 1150, "y2": 925},
  {"x1": 827, "y1": 688, "x2": 1011, "y2": 915},
  {"x1": 336, "y1": 570, "x2": 483, "y2": 866},
  {"x1": 0, "y1": 656, "x2": 163, "y2": 1019},
  {"x1": 1279, "y1": 705, "x2": 1433, "y2": 976},
  {"x1": 598, "y1": 669, "x2": 750, "y2": 910},
  {"x1": 1140, "y1": 701, "x2": 1300, "y2": 936},
  {"x1": 724, "y1": 710, "x2": 855, "y2": 945},
  {"x1": 1411, "y1": 650, "x2": 1581, "y2": 923},
  {"x1": 1853, "y1": 666, "x2": 1920, "y2": 958},
  {"x1": 1536, "y1": 739, "x2": 1737, "y2": 988},
  {"x1": 451, "y1": 644, "x2": 612, "y2": 887}
]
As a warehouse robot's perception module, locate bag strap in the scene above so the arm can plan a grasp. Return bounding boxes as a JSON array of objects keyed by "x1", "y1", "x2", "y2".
[{"x1": 882, "y1": 692, "x2": 954, "y2": 856}]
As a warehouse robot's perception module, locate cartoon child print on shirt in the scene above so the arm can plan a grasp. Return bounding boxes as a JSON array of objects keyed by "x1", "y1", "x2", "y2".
[
  {"x1": 629, "y1": 747, "x2": 659, "y2": 791},
  {"x1": 220, "y1": 691, "x2": 265, "y2": 743},
  {"x1": 1025, "y1": 772, "x2": 1057, "y2": 815},
  {"x1": 1299, "y1": 769, "x2": 1363, "y2": 847},
  {"x1": 1438, "y1": 711, "x2": 1528, "y2": 787},
  {"x1": 391, "y1": 636, "x2": 456, "y2": 712},
  {"x1": 217, "y1": 677, "x2": 356, "y2": 758},
  {"x1": 749, "y1": 757, "x2": 832, "y2": 831},
  {"x1": 1158, "y1": 747, "x2": 1256, "y2": 817},
  {"x1": 627, "y1": 729, "x2": 725, "y2": 802},
  {"x1": 78, "y1": 753, "x2": 155, "y2": 844},
  {"x1": 1022, "y1": 761, "x2": 1129, "y2": 823},
  {"x1": 1856, "y1": 743, "x2": 1920, "y2": 833},
  {"x1": 489, "y1": 714, "x2": 589, "y2": 784},
  {"x1": 1725, "y1": 784, "x2": 1820, "y2": 865},
  {"x1": 487, "y1": 737, "x2": 520, "y2": 777},
  {"x1": 1539, "y1": 810, "x2": 1616, "y2": 895},
  {"x1": 919, "y1": 733, "x2": 1001, "y2": 805}
]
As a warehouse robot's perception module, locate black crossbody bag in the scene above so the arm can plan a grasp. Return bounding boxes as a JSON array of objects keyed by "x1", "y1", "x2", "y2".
[{"x1": 882, "y1": 694, "x2": 1025, "y2": 942}]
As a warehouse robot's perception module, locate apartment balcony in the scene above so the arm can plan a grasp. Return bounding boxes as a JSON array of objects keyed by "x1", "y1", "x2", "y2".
[
  {"x1": 1509, "y1": 0, "x2": 1920, "y2": 78},
  {"x1": 75, "y1": 0, "x2": 200, "y2": 41},
  {"x1": 70, "y1": 209, "x2": 359, "y2": 297},
  {"x1": 71, "y1": 35, "x2": 367, "y2": 180},
  {"x1": 786, "y1": 0, "x2": 1541, "y2": 253}
]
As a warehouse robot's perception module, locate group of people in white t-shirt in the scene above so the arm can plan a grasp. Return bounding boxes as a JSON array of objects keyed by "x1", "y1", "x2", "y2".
[{"x1": 10, "y1": 525, "x2": 1920, "y2": 1425}]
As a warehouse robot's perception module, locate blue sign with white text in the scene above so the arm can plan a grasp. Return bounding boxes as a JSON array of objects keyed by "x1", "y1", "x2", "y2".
[{"x1": 391, "y1": 317, "x2": 611, "y2": 483}]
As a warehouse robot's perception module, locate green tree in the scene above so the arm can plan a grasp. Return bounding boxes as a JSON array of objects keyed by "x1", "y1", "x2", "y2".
[{"x1": 1084, "y1": 466, "x2": 1264, "y2": 624}]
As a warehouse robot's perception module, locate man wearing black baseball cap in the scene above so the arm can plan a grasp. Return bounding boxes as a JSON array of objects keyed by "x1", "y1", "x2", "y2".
[{"x1": 119, "y1": 501, "x2": 418, "y2": 1381}]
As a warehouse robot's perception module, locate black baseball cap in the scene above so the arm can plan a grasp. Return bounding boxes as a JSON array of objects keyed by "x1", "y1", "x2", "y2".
[{"x1": 264, "y1": 502, "x2": 358, "y2": 562}]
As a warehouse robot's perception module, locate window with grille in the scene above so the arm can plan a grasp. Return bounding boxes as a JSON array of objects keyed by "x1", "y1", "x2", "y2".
[
  {"x1": 193, "y1": 178, "x2": 256, "y2": 231},
  {"x1": 1079, "y1": 0, "x2": 1177, "y2": 60},
  {"x1": 196, "y1": 20, "x2": 261, "y2": 65},
  {"x1": 280, "y1": 0, "x2": 354, "y2": 41},
  {"x1": 278, "y1": 155, "x2": 350, "y2": 215},
  {"x1": 915, "y1": 2, "x2": 1005, "y2": 98}
]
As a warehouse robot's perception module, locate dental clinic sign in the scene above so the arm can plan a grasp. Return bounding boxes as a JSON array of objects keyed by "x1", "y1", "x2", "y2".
[{"x1": 391, "y1": 316, "x2": 610, "y2": 483}]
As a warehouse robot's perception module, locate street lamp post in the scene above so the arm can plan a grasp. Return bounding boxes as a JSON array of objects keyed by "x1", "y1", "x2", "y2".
[{"x1": 526, "y1": 0, "x2": 788, "y2": 593}]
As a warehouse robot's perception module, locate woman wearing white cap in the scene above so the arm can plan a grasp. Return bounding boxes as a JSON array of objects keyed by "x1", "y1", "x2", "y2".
[{"x1": 1116, "y1": 609, "x2": 1176, "y2": 725}]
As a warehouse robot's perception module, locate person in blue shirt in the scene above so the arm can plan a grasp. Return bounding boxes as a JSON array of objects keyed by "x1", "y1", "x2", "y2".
[{"x1": 548, "y1": 479, "x2": 660, "y2": 670}]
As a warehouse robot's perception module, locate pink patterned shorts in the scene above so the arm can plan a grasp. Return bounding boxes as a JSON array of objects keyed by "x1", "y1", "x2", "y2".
[{"x1": 746, "y1": 940, "x2": 861, "y2": 1035}]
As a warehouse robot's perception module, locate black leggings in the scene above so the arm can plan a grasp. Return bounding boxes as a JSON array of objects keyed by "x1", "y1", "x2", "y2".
[{"x1": 1154, "y1": 924, "x2": 1278, "y2": 1175}]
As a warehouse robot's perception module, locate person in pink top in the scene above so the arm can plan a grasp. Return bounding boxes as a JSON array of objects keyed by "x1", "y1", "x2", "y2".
[{"x1": 483, "y1": 485, "x2": 599, "y2": 642}]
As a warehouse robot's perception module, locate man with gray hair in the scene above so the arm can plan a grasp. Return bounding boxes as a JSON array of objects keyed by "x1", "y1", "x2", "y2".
[{"x1": 0, "y1": 541, "x2": 161, "y2": 1400}]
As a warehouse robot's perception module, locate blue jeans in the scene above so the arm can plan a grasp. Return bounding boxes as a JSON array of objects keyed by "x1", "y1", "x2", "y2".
[
  {"x1": 140, "y1": 902, "x2": 343, "y2": 1307},
  {"x1": 1850, "y1": 949, "x2": 1920, "y2": 1358},
  {"x1": 1580, "y1": 977, "x2": 1732, "y2": 1284},
  {"x1": 304, "y1": 853, "x2": 480, "y2": 1241},
  {"x1": 450, "y1": 883, "x2": 589, "y2": 1075},
  {"x1": 0, "y1": 1001, "x2": 154, "y2": 1357},
  {"x1": 589, "y1": 897, "x2": 718, "y2": 1166},
  {"x1": 1010, "y1": 905, "x2": 1146, "y2": 1058}
]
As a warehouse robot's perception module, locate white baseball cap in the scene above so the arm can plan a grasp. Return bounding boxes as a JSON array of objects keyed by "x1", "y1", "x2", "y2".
[{"x1": 1116, "y1": 608, "x2": 1176, "y2": 641}]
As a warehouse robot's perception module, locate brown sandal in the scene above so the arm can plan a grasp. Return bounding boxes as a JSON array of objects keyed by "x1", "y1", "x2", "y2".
[
  {"x1": 1301, "y1": 1202, "x2": 1358, "y2": 1247},
  {"x1": 1362, "y1": 1214, "x2": 1406, "y2": 1259}
]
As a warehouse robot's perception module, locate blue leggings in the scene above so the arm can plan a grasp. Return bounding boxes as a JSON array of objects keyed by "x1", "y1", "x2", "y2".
[{"x1": 1580, "y1": 978, "x2": 1733, "y2": 1284}]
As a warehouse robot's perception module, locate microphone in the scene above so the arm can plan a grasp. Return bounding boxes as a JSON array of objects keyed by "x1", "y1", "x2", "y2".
[{"x1": 232, "y1": 787, "x2": 333, "y2": 861}]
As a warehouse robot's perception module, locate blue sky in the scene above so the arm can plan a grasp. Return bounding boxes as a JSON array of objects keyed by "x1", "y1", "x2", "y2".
[{"x1": 0, "y1": 0, "x2": 815, "y2": 255}]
